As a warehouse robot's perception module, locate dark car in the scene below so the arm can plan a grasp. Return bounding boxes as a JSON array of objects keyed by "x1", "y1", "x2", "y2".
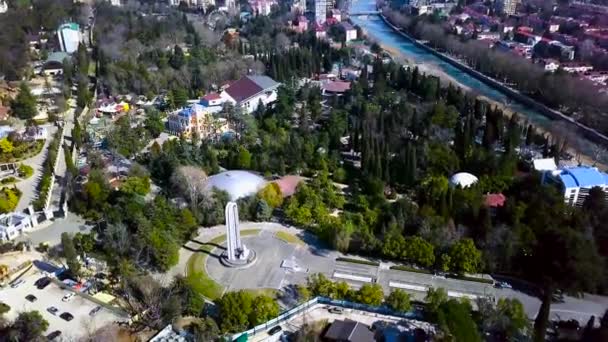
[
  {"x1": 36, "y1": 277, "x2": 51, "y2": 289},
  {"x1": 25, "y1": 294, "x2": 37, "y2": 302},
  {"x1": 268, "y1": 326, "x2": 282, "y2": 336},
  {"x1": 59, "y1": 312, "x2": 74, "y2": 321},
  {"x1": 47, "y1": 306, "x2": 59, "y2": 315},
  {"x1": 46, "y1": 330, "x2": 62, "y2": 340},
  {"x1": 34, "y1": 277, "x2": 47, "y2": 286}
]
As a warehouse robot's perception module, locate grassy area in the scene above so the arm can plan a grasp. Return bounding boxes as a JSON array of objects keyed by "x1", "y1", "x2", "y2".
[
  {"x1": 243, "y1": 288, "x2": 279, "y2": 298},
  {"x1": 88, "y1": 62, "x2": 96, "y2": 77},
  {"x1": 184, "y1": 229, "x2": 261, "y2": 300},
  {"x1": 336, "y1": 257, "x2": 380, "y2": 266},
  {"x1": 274, "y1": 231, "x2": 305, "y2": 246},
  {"x1": 390, "y1": 265, "x2": 433, "y2": 274}
]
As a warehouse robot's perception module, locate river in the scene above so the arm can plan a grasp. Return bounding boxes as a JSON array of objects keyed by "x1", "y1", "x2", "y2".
[{"x1": 348, "y1": 0, "x2": 608, "y2": 164}]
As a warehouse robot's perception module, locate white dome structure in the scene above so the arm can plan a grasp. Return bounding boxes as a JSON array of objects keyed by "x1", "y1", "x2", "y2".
[
  {"x1": 449, "y1": 172, "x2": 479, "y2": 188},
  {"x1": 205, "y1": 170, "x2": 268, "y2": 200}
]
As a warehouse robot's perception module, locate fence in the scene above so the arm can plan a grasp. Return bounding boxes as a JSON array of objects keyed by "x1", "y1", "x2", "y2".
[{"x1": 230, "y1": 297, "x2": 422, "y2": 341}]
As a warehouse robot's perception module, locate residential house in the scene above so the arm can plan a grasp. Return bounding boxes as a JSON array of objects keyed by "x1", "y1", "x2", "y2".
[
  {"x1": 321, "y1": 80, "x2": 351, "y2": 96},
  {"x1": 341, "y1": 22, "x2": 357, "y2": 42},
  {"x1": 42, "y1": 52, "x2": 69, "y2": 76},
  {"x1": 220, "y1": 75, "x2": 280, "y2": 113},
  {"x1": 166, "y1": 103, "x2": 223, "y2": 138},
  {"x1": 0, "y1": 213, "x2": 34, "y2": 242},
  {"x1": 324, "y1": 319, "x2": 375, "y2": 342},
  {"x1": 201, "y1": 92, "x2": 228, "y2": 107}
]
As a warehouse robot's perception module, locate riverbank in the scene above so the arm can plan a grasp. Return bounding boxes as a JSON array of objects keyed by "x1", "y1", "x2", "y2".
[
  {"x1": 377, "y1": 13, "x2": 608, "y2": 167},
  {"x1": 362, "y1": 14, "x2": 606, "y2": 168}
]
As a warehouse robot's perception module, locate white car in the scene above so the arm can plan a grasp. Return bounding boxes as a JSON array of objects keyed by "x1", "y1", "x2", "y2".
[{"x1": 62, "y1": 292, "x2": 76, "y2": 302}]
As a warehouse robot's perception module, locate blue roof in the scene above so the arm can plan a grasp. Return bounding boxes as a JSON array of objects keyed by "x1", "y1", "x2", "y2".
[{"x1": 557, "y1": 167, "x2": 608, "y2": 188}]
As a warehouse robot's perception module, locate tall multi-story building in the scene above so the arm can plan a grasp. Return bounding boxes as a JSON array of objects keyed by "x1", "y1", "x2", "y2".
[
  {"x1": 496, "y1": 0, "x2": 520, "y2": 15},
  {"x1": 57, "y1": 23, "x2": 81, "y2": 54},
  {"x1": 315, "y1": 0, "x2": 327, "y2": 24},
  {"x1": 542, "y1": 166, "x2": 608, "y2": 206}
]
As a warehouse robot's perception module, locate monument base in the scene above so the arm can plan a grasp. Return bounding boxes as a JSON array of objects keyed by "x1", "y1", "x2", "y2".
[{"x1": 220, "y1": 249, "x2": 257, "y2": 268}]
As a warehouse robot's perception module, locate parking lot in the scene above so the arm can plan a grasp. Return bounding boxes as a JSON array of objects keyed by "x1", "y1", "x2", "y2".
[{"x1": 0, "y1": 272, "x2": 124, "y2": 340}]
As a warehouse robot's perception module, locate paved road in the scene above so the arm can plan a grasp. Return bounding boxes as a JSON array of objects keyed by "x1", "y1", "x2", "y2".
[
  {"x1": 15, "y1": 124, "x2": 59, "y2": 212},
  {"x1": 15, "y1": 214, "x2": 91, "y2": 246},
  {"x1": 176, "y1": 221, "x2": 608, "y2": 325}
]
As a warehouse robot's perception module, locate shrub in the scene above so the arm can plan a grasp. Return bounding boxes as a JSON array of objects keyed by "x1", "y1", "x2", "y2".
[
  {"x1": 18, "y1": 164, "x2": 34, "y2": 179},
  {"x1": 336, "y1": 257, "x2": 379, "y2": 266},
  {"x1": 0, "y1": 187, "x2": 21, "y2": 213}
]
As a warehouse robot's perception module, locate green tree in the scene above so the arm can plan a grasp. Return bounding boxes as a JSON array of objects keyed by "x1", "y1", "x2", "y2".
[
  {"x1": 121, "y1": 176, "x2": 151, "y2": 196},
  {"x1": 187, "y1": 317, "x2": 220, "y2": 342},
  {"x1": 355, "y1": 284, "x2": 384, "y2": 306},
  {"x1": 296, "y1": 284, "x2": 311, "y2": 302},
  {"x1": 494, "y1": 298, "x2": 530, "y2": 340},
  {"x1": 61, "y1": 232, "x2": 81, "y2": 277},
  {"x1": 257, "y1": 182, "x2": 283, "y2": 208},
  {"x1": 11, "y1": 83, "x2": 37, "y2": 120},
  {"x1": 437, "y1": 300, "x2": 481, "y2": 342},
  {"x1": 425, "y1": 287, "x2": 448, "y2": 318},
  {"x1": 448, "y1": 238, "x2": 482, "y2": 275},
  {"x1": 386, "y1": 289, "x2": 412, "y2": 312},
  {"x1": 145, "y1": 109, "x2": 165, "y2": 138},
  {"x1": 402, "y1": 236, "x2": 435, "y2": 268},
  {"x1": 249, "y1": 295, "x2": 280, "y2": 326},
  {"x1": 0, "y1": 138, "x2": 14, "y2": 154},
  {"x1": 9, "y1": 311, "x2": 49, "y2": 341},
  {"x1": 237, "y1": 146, "x2": 252, "y2": 169},
  {"x1": 217, "y1": 291, "x2": 253, "y2": 332},
  {"x1": 254, "y1": 199, "x2": 272, "y2": 221},
  {"x1": 307, "y1": 273, "x2": 335, "y2": 298}
]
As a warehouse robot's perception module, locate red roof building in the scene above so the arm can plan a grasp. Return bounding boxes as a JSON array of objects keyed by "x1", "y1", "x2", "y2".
[{"x1": 484, "y1": 193, "x2": 506, "y2": 208}]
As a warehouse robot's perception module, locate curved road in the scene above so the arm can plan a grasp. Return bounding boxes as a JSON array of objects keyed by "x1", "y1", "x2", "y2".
[{"x1": 173, "y1": 221, "x2": 608, "y2": 325}]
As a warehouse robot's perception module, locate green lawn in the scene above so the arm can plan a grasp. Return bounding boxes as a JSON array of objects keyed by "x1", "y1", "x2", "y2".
[
  {"x1": 184, "y1": 229, "x2": 261, "y2": 300},
  {"x1": 274, "y1": 231, "x2": 305, "y2": 246},
  {"x1": 243, "y1": 288, "x2": 279, "y2": 298}
]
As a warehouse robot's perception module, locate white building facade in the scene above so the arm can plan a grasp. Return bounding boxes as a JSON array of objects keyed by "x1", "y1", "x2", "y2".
[
  {"x1": 542, "y1": 166, "x2": 608, "y2": 206},
  {"x1": 57, "y1": 23, "x2": 81, "y2": 54}
]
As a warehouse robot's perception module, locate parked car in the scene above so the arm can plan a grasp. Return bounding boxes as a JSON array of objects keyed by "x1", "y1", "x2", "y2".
[
  {"x1": 495, "y1": 281, "x2": 512, "y2": 289},
  {"x1": 328, "y1": 307, "x2": 343, "y2": 314},
  {"x1": 268, "y1": 326, "x2": 282, "y2": 336},
  {"x1": 62, "y1": 292, "x2": 75, "y2": 302},
  {"x1": 89, "y1": 306, "x2": 102, "y2": 316},
  {"x1": 25, "y1": 294, "x2": 37, "y2": 302},
  {"x1": 59, "y1": 312, "x2": 74, "y2": 321},
  {"x1": 46, "y1": 330, "x2": 61, "y2": 340},
  {"x1": 10, "y1": 279, "x2": 25, "y2": 288},
  {"x1": 47, "y1": 306, "x2": 59, "y2": 315},
  {"x1": 36, "y1": 277, "x2": 51, "y2": 289}
]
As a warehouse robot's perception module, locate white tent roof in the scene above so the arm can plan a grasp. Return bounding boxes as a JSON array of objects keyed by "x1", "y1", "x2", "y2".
[{"x1": 533, "y1": 158, "x2": 557, "y2": 171}]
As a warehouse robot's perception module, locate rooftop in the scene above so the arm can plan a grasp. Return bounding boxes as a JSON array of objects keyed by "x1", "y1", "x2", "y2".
[
  {"x1": 322, "y1": 80, "x2": 351, "y2": 93},
  {"x1": 555, "y1": 166, "x2": 608, "y2": 188},
  {"x1": 224, "y1": 75, "x2": 279, "y2": 103},
  {"x1": 324, "y1": 319, "x2": 375, "y2": 342}
]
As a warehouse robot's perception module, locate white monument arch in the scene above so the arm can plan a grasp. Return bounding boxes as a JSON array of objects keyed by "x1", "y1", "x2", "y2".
[{"x1": 222, "y1": 201, "x2": 255, "y2": 267}]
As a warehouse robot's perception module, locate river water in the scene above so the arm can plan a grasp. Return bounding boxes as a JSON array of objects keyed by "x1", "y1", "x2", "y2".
[
  {"x1": 348, "y1": 2, "x2": 608, "y2": 163},
  {"x1": 349, "y1": 0, "x2": 554, "y2": 124}
]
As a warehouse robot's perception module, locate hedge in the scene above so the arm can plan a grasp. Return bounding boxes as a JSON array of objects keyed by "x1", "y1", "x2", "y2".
[
  {"x1": 336, "y1": 257, "x2": 380, "y2": 266},
  {"x1": 390, "y1": 265, "x2": 433, "y2": 274},
  {"x1": 33, "y1": 128, "x2": 63, "y2": 210}
]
